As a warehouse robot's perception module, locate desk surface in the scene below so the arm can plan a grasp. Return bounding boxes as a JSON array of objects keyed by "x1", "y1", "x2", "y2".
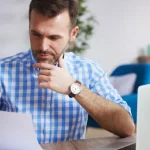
[{"x1": 40, "y1": 136, "x2": 119, "y2": 150}]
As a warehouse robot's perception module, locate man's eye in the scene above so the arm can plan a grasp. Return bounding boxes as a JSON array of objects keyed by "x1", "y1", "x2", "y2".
[
  {"x1": 49, "y1": 37, "x2": 58, "y2": 41},
  {"x1": 48, "y1": 36, "x2": 61, "y2": 41},
  {"x1": 32, "y1": 32, "x2": 41, "y2": 37}
]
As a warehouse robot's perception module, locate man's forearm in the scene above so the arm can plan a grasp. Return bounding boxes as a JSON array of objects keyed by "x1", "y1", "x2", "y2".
[{"x1": 75, "y1": 85, "x2": 135, "y2": 137}]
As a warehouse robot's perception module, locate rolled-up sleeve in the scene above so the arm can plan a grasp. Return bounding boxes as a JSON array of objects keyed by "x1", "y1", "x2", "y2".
[{"x1": 89, "y1": 62, "x2": 132, "y2": 116}]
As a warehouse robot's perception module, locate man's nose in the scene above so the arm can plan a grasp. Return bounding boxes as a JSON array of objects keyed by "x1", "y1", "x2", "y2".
[{"x1": 39, "y1": 38, "x2": 49, "y2": 51}]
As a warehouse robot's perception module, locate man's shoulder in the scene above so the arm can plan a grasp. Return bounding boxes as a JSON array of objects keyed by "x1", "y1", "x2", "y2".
[
  {"x1": 65, "y1": 52, "x2": 104, "y2": 75},
  {"x1": 65, "y1": 52, "x2": 97, "y2": 65},
  {"x1": 0, "y1": 50, "x2": 30, "y2": 65}
]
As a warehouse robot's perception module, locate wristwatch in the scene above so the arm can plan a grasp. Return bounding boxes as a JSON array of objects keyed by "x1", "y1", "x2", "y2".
[{"x1": 69, "y1": 80, "x2": 82, "y2": 98}]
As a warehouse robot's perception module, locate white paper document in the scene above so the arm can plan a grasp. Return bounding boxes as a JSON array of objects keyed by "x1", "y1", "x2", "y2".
[{"x1": 0, "y1": 111, "x2": 43, "y2": 150}]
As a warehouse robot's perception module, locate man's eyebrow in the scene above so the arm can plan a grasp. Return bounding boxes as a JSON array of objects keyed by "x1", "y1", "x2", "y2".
[
  {"x1": 30, "y1": 30, "x2": 63, "y2": 38},
  {"x1": 48, "y1": 35, "x2": 63, "y2": 38},
  {"x1": 31, "y1": 30, "x2": 41, "y2": 34}
]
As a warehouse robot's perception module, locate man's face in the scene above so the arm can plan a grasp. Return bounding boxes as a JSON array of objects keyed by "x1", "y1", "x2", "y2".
[{"x1": 29, "y1": 10, "x2": 78, "y2": 64}]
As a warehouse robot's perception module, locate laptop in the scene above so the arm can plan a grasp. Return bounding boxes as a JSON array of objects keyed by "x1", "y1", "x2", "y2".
[
  {"x1": 136, "y1": 84, "x2": 150, "y2": 150},
  {"x1": 0, "y1": 111, "x2": 43, "y2": 150}
]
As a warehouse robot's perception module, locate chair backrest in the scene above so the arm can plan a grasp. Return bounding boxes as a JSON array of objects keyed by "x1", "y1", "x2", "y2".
[{"x1": 110, "y1": 63, "x2": 150, "y2": 93}]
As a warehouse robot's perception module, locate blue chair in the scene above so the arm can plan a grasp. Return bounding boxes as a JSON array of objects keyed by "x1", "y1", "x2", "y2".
[{"x1": 87, "y1": 63, "x2": 150, "y2": 127}]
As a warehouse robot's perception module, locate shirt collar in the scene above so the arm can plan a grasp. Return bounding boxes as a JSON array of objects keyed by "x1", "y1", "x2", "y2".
[{"x1": 29, "y1": 49, "x2": 37, "y2": 64}]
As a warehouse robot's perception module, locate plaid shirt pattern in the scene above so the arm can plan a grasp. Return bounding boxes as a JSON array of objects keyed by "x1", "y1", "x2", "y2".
[{"x1": 0, "y1": 50, "x2": 131, "y2": 143}]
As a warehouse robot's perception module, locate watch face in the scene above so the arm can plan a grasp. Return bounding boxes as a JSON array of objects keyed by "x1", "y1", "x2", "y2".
[{"x1": 70, "y1": 83, "x2": 81, "y2": 95}]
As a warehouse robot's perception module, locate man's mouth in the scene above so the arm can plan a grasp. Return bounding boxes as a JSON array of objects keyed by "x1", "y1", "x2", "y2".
[{"x1": 39, "y1": 53, "x2": 50, "y2": 58}]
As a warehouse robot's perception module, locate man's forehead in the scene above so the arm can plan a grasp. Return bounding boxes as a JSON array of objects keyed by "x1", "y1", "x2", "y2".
[{"x1": 29, "y1": 10, "x2": 71, "y2": 35}]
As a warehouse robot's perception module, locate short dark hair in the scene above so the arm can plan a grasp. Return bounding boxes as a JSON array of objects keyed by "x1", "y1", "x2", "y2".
[{"x1": 29, "y1": 0, "x2": 79, "y2": 28}]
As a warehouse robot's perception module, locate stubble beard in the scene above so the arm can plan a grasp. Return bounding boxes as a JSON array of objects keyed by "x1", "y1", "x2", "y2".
[{"x1": 32, "y1": 42, "x2": 69, "y2": 65}]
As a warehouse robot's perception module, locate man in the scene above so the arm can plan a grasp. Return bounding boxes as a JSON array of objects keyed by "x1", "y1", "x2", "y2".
[{"x1": 0, "y1": 0, "x2": 135, "y2": 144}]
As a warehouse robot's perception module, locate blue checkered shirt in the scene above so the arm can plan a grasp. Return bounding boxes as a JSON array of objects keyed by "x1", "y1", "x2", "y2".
[{"x1": 0, "y1": 50, "x2": 131, "y2": 143}]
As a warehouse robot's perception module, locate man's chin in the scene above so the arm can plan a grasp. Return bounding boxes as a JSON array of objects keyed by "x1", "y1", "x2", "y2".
[{"x1": 37, "y1": 59, "x2": 56, "y2": 65}]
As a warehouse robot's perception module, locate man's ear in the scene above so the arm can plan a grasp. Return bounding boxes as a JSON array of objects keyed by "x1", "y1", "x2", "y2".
[{"x1": 70, "y1": 26, "x2": 79, "y2": 42}]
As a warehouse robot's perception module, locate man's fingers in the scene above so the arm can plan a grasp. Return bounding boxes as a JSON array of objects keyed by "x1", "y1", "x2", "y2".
[
  {"x1": 33, "y1": 63, "x2": 55, "y2": 70},
  {"x1": 39, "y1": 70, "x2": 51, "y2": 76},
  {"x1": 58, "y1": 54, "x2": 66, "y2": 68},
  {"x1": 39, "y1": 82, "x2": 50, "y2": 89},
  {"x1": 38, "y1": 75, "x2": 50, "y2": 82}
]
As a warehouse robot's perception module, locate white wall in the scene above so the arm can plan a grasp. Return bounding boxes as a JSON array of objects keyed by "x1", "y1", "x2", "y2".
[
  {"x1": 0, "y1": 0, "x2": 150, "y2": 73},
  {"x1": 84, "y1": 0, "x2": 150, "y2": 73},
  {"x1": 0, "y1": 0, "x2": 30, "y2": 58}
]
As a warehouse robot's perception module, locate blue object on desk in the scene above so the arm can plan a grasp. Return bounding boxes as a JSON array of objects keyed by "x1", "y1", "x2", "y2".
[{"x1": 87, "y1": 63, "x2": 150, "y2": 127}]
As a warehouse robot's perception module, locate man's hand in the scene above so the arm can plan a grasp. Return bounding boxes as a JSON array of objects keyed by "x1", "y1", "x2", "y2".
[{"x1": 33, "y1": 55, "x2": 75, "y2": 94}]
